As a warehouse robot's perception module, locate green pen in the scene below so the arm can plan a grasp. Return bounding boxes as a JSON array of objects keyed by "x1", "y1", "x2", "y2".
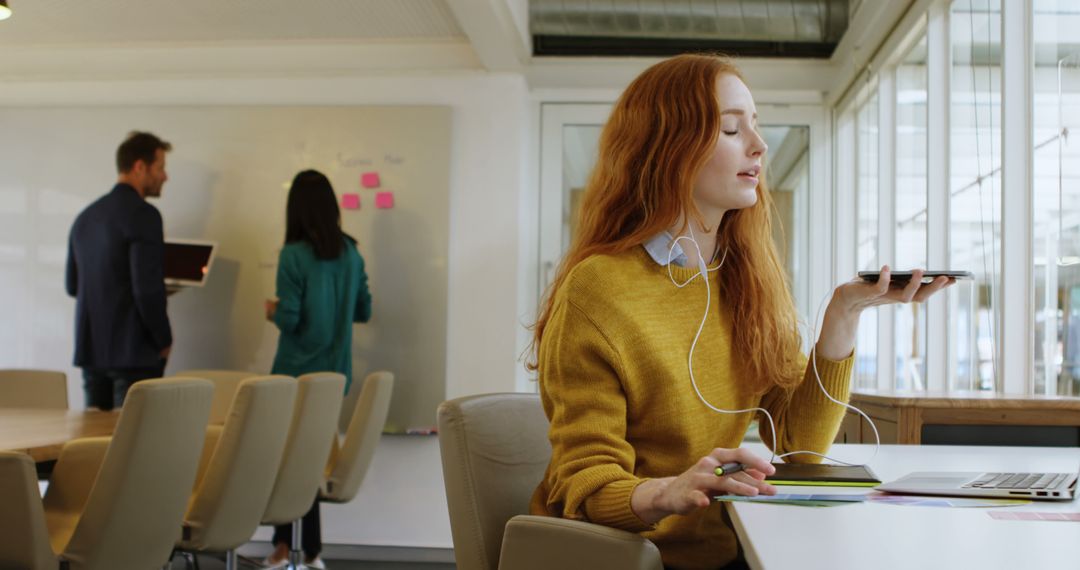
[{"x1": 714, "y1": 462, "x2": 747, "y2": 477}]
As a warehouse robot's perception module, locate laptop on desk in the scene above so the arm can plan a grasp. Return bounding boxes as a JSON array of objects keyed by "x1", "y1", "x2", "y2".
[{"x1": 877, "y1": 467, "x2": 1078, "y2": 501}]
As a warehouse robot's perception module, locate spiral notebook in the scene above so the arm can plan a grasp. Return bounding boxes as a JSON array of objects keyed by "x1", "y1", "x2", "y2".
[{"x1": 764, "y1": 462, "x2": 881, "y2": 487}]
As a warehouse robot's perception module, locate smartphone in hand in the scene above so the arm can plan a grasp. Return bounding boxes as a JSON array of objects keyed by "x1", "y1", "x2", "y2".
[{"x1": 857, "y1": 270, "x2": 974, "y2": 284}]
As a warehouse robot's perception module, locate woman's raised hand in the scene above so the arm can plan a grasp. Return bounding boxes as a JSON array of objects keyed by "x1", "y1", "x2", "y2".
[
  {"x1": 815, "y1": 266, "x2": 954, "y2": 361},
  {"x1": 834, "y1": 266, "x2": 952, "y2": 313}
]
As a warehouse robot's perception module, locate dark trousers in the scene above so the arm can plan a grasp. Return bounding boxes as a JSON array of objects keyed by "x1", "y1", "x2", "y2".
[
  {"x1": 273, "y1": 498, "x2": 321, "y2": 560},
  {"x1": 82, "y1": 360, "x2": 166, "y2": 411}
]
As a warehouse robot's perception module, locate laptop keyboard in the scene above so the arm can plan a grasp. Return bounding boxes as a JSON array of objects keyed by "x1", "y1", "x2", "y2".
[{"x1": 964, "y1": 473, "x2": 1068, "y2": 490}]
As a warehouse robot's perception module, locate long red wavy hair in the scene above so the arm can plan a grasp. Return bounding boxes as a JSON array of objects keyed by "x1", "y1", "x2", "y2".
[{"x1": 529, "y1": 53, "x2": 804, "y2": 393}]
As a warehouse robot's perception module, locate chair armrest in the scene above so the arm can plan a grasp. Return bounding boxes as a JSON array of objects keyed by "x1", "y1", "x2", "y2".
[
  {"x1": 498, "y1": 515, "x2": 663, "y2": 570},
  {"x1": 0, "y1": 452, "x2": 56, "y2": 569}
]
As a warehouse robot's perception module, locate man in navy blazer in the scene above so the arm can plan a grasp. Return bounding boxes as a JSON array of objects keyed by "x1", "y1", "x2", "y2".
[{"x1": 66, "y1": 131, "x2": 174, "y2": 410}]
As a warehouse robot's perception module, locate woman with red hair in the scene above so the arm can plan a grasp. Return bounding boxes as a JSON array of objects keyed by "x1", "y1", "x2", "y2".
[{"x1": 529, "y1": 54, "x2": 950, "y2": 569}]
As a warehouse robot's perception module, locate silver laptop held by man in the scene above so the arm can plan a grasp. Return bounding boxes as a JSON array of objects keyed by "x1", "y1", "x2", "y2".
[
  {"x1": 164, "y1": 239, "x2": 217, "y2": 287},
  {"x1": 878, "y1": 468, "x2": 1078, "y2": 501}
]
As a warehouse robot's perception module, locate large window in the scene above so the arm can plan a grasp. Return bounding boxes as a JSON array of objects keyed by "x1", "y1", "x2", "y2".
[
  {"x1": 950, "y1": 0, "x2": 1001, "y2": 391},
  {"x1": 896, "y1": 36, "x2": 929, "y2": 390},
  {"x1": 835, "y1": 0, "x2": 1076, "y2": 395},
  {"x1": 855, "y1": 88, "x2": 880, "y2": 390},
  {"x1": 1033, "y1": 0, "x2": 1080, "y2": 396}
]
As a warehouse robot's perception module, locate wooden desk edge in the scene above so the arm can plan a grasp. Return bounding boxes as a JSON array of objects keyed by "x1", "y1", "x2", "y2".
[
  {"x1": 0, "y1": 409, "x2": 120, "y2": 463},
  {"x1": 851, "y1": 391, "x2": 1080, "y2": 410}
]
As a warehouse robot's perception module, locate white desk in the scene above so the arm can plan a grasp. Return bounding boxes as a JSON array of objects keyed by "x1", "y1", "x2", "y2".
[{"x1": 728, "y1": 444, "x2": 1080, "y2": 570}]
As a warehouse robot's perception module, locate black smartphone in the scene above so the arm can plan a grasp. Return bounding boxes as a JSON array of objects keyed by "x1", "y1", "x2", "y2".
[{"x1": 857, "y1": 270, "x2": 974, "y2": 284}]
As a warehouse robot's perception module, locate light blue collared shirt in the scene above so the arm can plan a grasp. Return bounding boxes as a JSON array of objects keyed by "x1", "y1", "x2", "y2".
[{"x1": 642, "y1": 232, "x2": 689, "y2": 267}]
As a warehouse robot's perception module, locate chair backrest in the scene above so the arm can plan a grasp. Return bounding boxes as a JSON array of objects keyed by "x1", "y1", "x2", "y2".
[
  {"x1": 0, "y1": 452, "x2": 56, "y2": 569},
  {"x1": 57, "y1": 378, "x2": 213, "y2": 570},
  {"x1": 322, "y1": 371, "x2": 393, "y2": 503},
  {"x1": 436, "y1": 393, "x2": 552, "y2": 570},
  {"x1": 0, "y1": 369, "x2": 68, "y2": 409},
  {"x1": 261, "y1": 372, "x2": 345, "y2": 524},
  {"x1": 337, "y1": 373, "x2": 361, "y2": 434},
  {"x1": 181, "y1": 375, "x2": 297, "y2": 551},
  {"x1": 173, "y1": 369, "x2": 257, "y2": 424}
]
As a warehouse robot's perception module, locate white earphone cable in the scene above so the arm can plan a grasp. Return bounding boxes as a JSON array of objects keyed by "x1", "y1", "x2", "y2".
[{"x1": 669, "y1": 229, "x2": 880, "y2": 467}]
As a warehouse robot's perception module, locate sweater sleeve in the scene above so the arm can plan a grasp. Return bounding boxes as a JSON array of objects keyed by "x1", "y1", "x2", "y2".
[
  {"x1": 537, "y1": 299, "x2": 654, "y2": 533},
  {"x1": 757, "y1": 350, "x2": 855, "y2": 463},
  {"x1": 273, "y1": 246, "x2": 304, "y2": 334}
]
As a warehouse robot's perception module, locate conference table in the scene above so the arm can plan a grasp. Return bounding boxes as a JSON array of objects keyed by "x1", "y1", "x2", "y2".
[
  {"x1": 728, "y1": 443, "x2": 1080, "y2": 570},
  {"x1": 0, "y1": 407, "x2": 119, "y2": 462}
]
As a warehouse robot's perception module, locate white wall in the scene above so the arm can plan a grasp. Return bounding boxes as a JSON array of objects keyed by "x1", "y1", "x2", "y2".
[{"x1": 0, "y1": 71, "x2": 531, "y2": 403}]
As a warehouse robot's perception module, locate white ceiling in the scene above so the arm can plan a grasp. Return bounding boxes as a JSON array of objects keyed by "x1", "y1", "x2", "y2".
[
  {"x1": 0, "y1": 0, "x2": 465, "y2": 45},
  {"x1": 0, "y1": 0, "x2": 909, "y2": 92}
]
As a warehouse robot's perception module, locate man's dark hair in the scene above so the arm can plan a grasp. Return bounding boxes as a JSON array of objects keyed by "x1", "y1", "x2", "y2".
[
  {"x1": 285, "y1": 169, "x2": 349, "y2": 260},
  {"x1": 116, "y1": 131, "x2": 172, "y2": 173}
]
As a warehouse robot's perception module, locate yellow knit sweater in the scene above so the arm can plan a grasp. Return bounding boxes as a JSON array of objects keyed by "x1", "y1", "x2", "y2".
[{"x1": 529, "y1": 247, "x2": 854, "y2": 569}]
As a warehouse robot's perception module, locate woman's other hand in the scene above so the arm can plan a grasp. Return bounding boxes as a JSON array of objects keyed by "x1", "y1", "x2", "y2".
[
  {"x1": 264, "y1": 298, "x2": 278, "y2": 322},
  {"x1": 630, "y1": 448, "x2": 776, "y2": 524}
]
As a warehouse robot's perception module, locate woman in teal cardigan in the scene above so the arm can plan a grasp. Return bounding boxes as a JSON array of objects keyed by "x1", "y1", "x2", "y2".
[{"x1": 263, "y1": 169, "x2": 372, "y2": 569}]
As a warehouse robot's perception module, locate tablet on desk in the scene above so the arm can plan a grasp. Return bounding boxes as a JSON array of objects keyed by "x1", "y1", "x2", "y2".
[
  {"x1": 857, "y1": 270, "x2": 974, "y2": 285},
  {"x1": 765, "y1": 462, "x2": 881, "y2": 487},
  {"x1": 164, "y1": 239, "x2": 217, "y2": 287}
]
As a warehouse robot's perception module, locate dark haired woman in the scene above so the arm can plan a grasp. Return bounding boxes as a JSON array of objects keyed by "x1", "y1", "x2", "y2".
[{"x1": 264, "y1": 169, "x2": 372, "y2": 569}]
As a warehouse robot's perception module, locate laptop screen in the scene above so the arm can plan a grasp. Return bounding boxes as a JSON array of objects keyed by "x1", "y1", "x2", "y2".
[{"x1": 164, "y1": 240, "x2": 216, "y2": 286}]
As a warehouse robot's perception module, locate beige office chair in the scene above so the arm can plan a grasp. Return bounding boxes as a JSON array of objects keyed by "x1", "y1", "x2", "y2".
[
  {"x1": 0, "y1": 369, "x2": 68, "y2": 409},
  {"x1": 169, "y1": 375, "x2": 298, "y2": 570},
  {"x1": 259, "y1": 372, "x2": 345, "y2": 569},
  {"x1": 173, "y1": 369, "x2": 257, "y2": 425},
  {"x1": 437, "y1": 393, "x2": 663, "y2": 570},
  {"x1": 0, "y1": 377, "x2": 213, "y2": 570},
  {"x1": 320, "y1": 371, "x2": 394, "y2": 504},
  {"x1": 336, "y1": 373, "x2": 361, "y2": 435}
]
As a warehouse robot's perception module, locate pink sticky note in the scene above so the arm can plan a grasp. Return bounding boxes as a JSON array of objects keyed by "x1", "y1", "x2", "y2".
[
  {"x1": 361, "y1": 172, "x2": 381, "y2": 188},
  {"x1": 375, "y1": 192, "x2": 394, "y2": 209},
  {"x1": 341, "y1": 193, "x2": 360, "y2": 210}
]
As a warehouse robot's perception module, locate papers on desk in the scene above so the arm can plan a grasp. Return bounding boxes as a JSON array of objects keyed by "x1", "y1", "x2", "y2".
[
  {"x1": 715, "y1": 492, "x2": 1031, "y2": 508},
  {"x1": 869, "y1": 494, "x2": 1029, "y2": 508},
  {"x1": 715, "y1": 494, "x2": 869, "y2": 507},
  {"x1": 989, "y1": 511, "x2": 1080, "y2": 522}
]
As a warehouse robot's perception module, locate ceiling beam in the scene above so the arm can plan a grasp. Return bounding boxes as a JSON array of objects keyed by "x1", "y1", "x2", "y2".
[
  {"x1": 527, "y1": 56, "x2": 837, "y2": 94},
  {"x1": 827, "y1": 0, "x2": 926, "y2": 107},
  {"x1": 445, "y1": 0, "x2": 530, "y2": 72}
]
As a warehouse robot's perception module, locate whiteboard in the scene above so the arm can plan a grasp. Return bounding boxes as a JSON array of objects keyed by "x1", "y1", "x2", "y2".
[{"x1": 0, "y1": 105, "x2": 451, "y2": 431}]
